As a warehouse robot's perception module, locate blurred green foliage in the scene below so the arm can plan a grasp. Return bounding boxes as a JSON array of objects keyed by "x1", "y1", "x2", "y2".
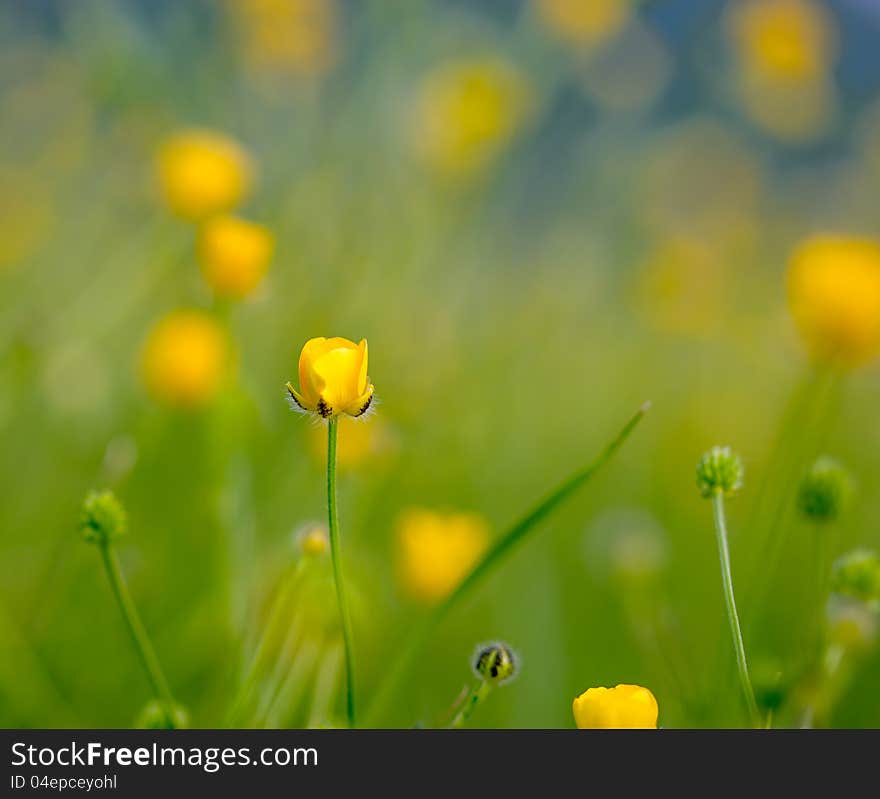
[{"x1": 1, "y1": 0, "x2": 880, "y2": 728}]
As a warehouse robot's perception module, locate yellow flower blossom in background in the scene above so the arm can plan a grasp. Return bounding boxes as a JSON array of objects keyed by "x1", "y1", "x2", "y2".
[
  {"x1": 788, "y1": 235, "x2": 880, "y2": 368},
  {"x1": 198, "y1": 215, "x2": 274, "y2": 300},
  {"x1": 228, "y1": 0, "x2": 337, "y2": 78},
  {"x1": 572, "y1": 684, "x2": 658, "y2": 729},
  {"x1": 414, "y1": 58, "x2": 530, "y2": 178},
  {"x1": 534, "y1": 0, "x2": 632, "y2": 49},
  {"x1": 308, "y1": 415, "x2": 393, "y2": 470},
  {"x1": 298, "y1": 525, "x2": 329, "y2": 557},
  {"x1": 727, "y1": 0, "x2": 837, "y2": 142},
  {"x1": 396, "y1": 509, "x2": 489, "y2": 603},
  {"x1": 728, "y1": 0, "x2": 835, "y2": 85},
  {"x1": 156, "y1": 129, "x2": 254, "y2": 220},
  {"x1": 0, "y1": 168, "x2": 53, "y2": 270},
  {"x1": 635, "y1": 237, "x2": 727, "y2": 337},
  {"x1": 287, "y1": 337, "x2": 374, "y2": 418},
  {"x1": 141, "y1": 310, "x2": 229, "y2": 408}
]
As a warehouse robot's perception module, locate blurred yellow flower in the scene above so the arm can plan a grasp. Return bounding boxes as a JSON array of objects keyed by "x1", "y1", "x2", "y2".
[
  {"x1": 397, "y1": 509, "x2": 489, "y2": 603},
  {"x1": 414, "y1": 58, "x2": 530, "y2": 177},
  {"x1": 198, "y1": 215, "x2": 274, "y2": 299},
  {"x1": 229, "y1": 0, "x2": 337, "y2": 77},
  {"x1": 635, "y1": 237, "x2": 726, "y2": 337},
  {"x1": 0, "y1": 168, "x2": 53, "y2": 270},
  {"x1": 287, "y1": 337, "x2": 374, "y2": 418},
  {"x1": 298, "y1": 525, "x2": 329, "y2": 557},
  {"x1": 157, "y1": 130, "x2": 253, "y2": 220},
  {"x1": 141, "y1": 311, "x2": 229, "y2": 408},
  {"x1": 728, "y1": 0, "x2": 835, "y2": 85},
  {"x1": 534, "y1": 0, "x2": 632, "y2": 49},
  {"x1": 308, "y1": 415, "x2": 392, "y2": 470},
  {"x1": 572, "y1": 684, "x2": 658, "y2": 729},
  {"x1": 788, "y1": 236, "x2": 880, "y2": 368}
]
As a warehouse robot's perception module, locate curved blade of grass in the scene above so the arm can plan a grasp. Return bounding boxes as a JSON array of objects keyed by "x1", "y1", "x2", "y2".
[{"x1": 364, "y1": 401, "x2": 651, "y2": 726}]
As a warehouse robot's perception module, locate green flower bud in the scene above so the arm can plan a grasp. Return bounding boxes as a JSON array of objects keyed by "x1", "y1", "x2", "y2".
[
  {"x1": 473, "y1": 642, "x2": 518, "y2": 685},
  {"x1": 135, "y1": 699, "x2": 189, "y2": 729},
  {"x1": 797, "y1": 456, "x2": 853, "y2": 523},
  {"x1": 831, "y1": 550, "x2": 880, "y2": 603},
  {"x1": 79, "y1": 490, "x2": 126, "y2": 545},
  {"x1": 696, "y1": 446, "x2": 743, "y2": 498},
  {"x1": 826, "y1": 595, "x2": 877, "y2": 650},
  {"x1": 750, "y1": 658, "x2": 788, "y2": 714}
]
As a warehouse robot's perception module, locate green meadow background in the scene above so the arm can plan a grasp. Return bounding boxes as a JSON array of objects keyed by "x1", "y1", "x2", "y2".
[{"x1": 2, "y1": 0, "x2": 880, "y2": 728}]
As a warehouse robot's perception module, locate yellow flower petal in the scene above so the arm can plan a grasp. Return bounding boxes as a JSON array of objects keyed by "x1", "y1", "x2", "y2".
[
  {"x1": 291, "y1": 336, "x2": 374, "y2": 418},
  {"x1": 788, "y1": 235, "x2": 880, "y2": 368},
  {"x1": 572, "y1": 684, "x2": 659, "y2": 729}
]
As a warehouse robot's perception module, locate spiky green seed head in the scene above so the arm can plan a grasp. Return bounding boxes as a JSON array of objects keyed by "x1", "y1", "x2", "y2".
[
  {"x1": 831, "y1": 550, "x2": 880, "y2": 604},
  {"x1": 797, "y1": 456, "x2": 853, "y2": 523},
  {"x1": 79, "y1": 490, "x2": 127, "y2": 546},
  {"x1": 696, "y1": 446, "x2": 743, "y2": 499},
  {"x1": 473, "y1": 642, "x2": 518, "y2": 685},
  {"x1": 135, "y1": 699, "x2": 189, "y2": 729}
]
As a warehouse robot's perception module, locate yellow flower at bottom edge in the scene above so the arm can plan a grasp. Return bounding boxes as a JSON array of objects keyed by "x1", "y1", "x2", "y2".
[
  {"x1": 198, "y1": 215, "x2": 274, "y2": 299},
  {"x1": 396, "y1": 509, "x2": 490, "y2": 603},
  {"x1": 573, "y1": 684, "x2": 658, "y2": 729},
  {"x1": 141, "y1": 311, "x2": 229, "y2": 409},
  {"x1": 156, "y1": 129, "x2": 254, "y2": 221},
  {"x1": 286, "y1": 337, "x2": 374, "y2": 418},
  {"x1": 787, "y1": 235, "x2": 880, "y2": 368}
]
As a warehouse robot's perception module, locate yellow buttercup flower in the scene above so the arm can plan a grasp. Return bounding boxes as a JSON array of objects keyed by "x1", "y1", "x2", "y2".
[
  {"x1": 414, "y1": 58, "x2": 529, "y2": 177},
  {"x1": 229, "y1": 0, "x2": 337, "y2": 77},
  {"x1": 157, "y1": 129, "x2": 253, "y2": 220},
  {"x1": 141, "y1": 311, "x2": 229, "y2": 408},
  {"x1": 397, "y1": 509, "x2": 489, "y2": 603},
  {"x1": 788, "y1": 235, "x2": 880, "y2": 368},
  {"x1": 198, "y1": 215, "x2": 274, "y2": 299},
  {"x1": 286, "y1": 337, "x2": 374, "y2": 418},
  {"x1": 728, "y1": 0, "x2": 834, "y2": 85},
  {"x1": 572, "y1": 684, "x2": 658, "y2": 729},
  {"x1": 534, "y1": 0, "x2": 632, "y2": 49}
]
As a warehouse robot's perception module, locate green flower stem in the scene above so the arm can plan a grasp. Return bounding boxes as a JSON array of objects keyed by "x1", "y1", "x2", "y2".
[
  {"x1": 745, "y1": 366, "x2": 839, "y2": 616},
  {"x1": 364, "y1": 402, "x2": 650, "y2": 725},
  {"x1": 98, "y1": 542, "x2": 177, "y2": 725},
  {"x1": 449, "y1": 681, "x2": 492, "y2": 728},
  {"x1": 327, "y1": 417, "x2": 357, "y2": 728},
  {"x1": 712, "y1": 491, "x2": 759, "y2": 726},
  {"x1": 225, "y1": 559, "x2": 306, "y2": 726}
]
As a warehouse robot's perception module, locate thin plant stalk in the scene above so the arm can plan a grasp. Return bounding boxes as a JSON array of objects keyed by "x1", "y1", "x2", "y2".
[
  {"x1": 225, "y1": 560, "x2": 306, "y2": 726},
  {"x1": 364, "y1": 402, "x2": 650, "y2": 725},
  {"x1": 99, "y1": 542, "x2": 177, "y2": 725},
  {"x1": 711, "y1": 491, "x2": 759, "y2": 726},
  {"x1": 307, "y1": 645, "x2": 344, "y2": 728},
  {"x1": 327, "y1": 417, "x2": 357, "y2": 728},
  {"x1": 252, "y1": 608, "x2": 306, "y2": 726},
  {"x1": 745, "y1": 366, "x2": 839, "y2": 616},
  {"x1": 448, "y1": 681, "x2": 492, "y2": 728}
]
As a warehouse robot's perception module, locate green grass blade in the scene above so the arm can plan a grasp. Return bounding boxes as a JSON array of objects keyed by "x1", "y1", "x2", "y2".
[{"x1": 364, "y1": 401, "x2": 651, "y2": 725}]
